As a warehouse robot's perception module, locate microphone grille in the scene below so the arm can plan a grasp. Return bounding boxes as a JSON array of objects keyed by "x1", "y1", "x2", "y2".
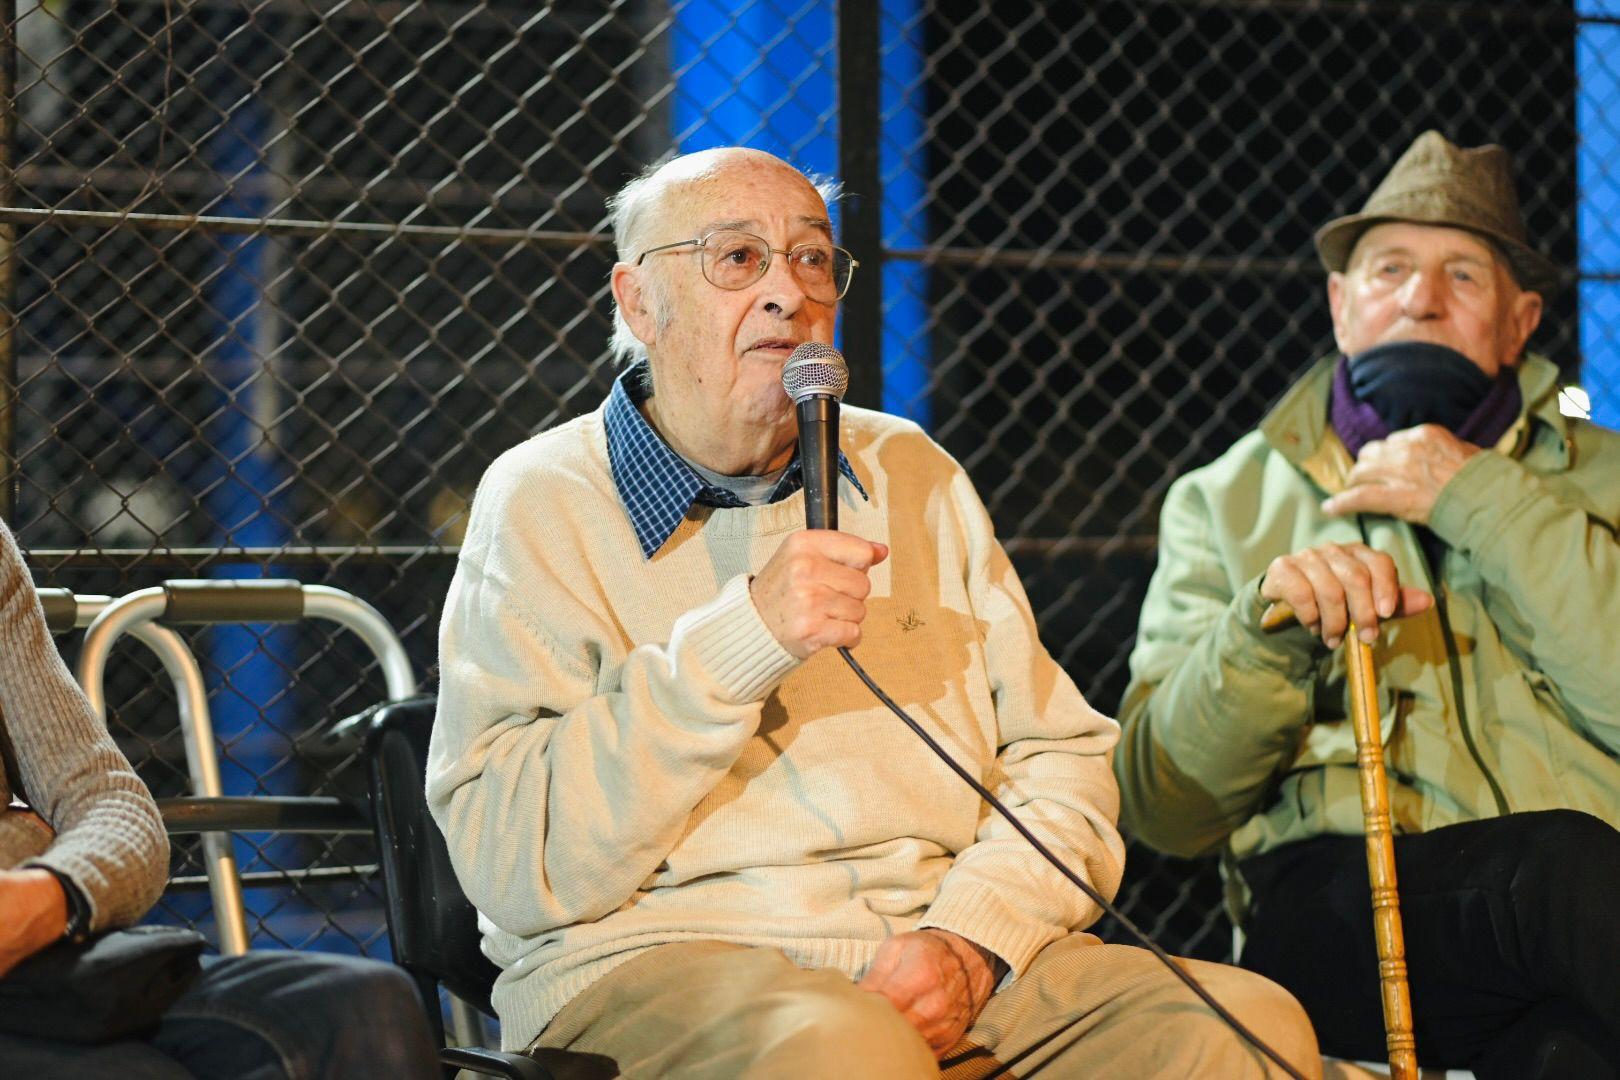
[{"x1": 781, "y1": 343, "x2": 849, "y2": 404}]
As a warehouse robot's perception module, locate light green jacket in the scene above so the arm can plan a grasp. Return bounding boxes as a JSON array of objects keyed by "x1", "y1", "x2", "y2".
[{"x1": 1117, "y1": 355, "x2": 1620, "y2": 889}]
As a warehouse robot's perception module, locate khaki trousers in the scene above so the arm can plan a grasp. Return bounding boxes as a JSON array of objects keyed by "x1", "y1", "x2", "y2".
[{"x1": 525, "y1": 933, "x2": 1320, "y2": 1079}]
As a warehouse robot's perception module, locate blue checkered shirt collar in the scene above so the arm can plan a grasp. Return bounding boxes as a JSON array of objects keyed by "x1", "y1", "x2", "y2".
[{"x1": 605, "y1": 361, "x2": 868, "y2": 559}]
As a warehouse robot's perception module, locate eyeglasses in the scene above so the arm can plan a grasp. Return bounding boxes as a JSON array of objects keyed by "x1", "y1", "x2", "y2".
[{"x1": 634, "y1": 228, "x2": 858, "y2": 302}]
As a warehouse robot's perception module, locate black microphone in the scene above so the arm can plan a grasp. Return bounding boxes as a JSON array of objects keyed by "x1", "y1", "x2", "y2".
[{"x1": 781, "y1": 343, "x2": 850, "y2": 531}]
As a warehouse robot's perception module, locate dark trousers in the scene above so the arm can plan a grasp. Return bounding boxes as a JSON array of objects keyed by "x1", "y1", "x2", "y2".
[
  {"x1": 0, "y1": 949, "x2": 439, "y2": 1079},
  {"x1": 1239, "y1": 810, "x2": 1620, "y2": 1079}
]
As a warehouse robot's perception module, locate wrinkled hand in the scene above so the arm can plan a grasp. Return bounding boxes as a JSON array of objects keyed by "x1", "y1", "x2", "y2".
[
  {"x1": 857, "y1": 929, "x2": 998, "y2": 1057},
  {"x1": 1261, "y1": 542, "x2": 1432, "y2": 649},
  {"x1": 0, "y1": 868, "x2": 69, "y2": 980},
  {"x1": 1321, "y1": 424, "x2": 1480, "y2": 525},
  {"x1": 750, "y1": 530, "x2": 888, "y2": 660}
]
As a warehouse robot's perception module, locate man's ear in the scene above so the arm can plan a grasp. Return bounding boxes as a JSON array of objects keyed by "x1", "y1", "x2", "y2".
[
  {"x1": 1506, "y1": 286, "x2": 1544, "y2": 364},
  {"x1": 1327, "y1": 271, "x2": 1351, "y2": 355},
  {"x1": 612, "y1": 263, "x2": 658, "y2": 346}
]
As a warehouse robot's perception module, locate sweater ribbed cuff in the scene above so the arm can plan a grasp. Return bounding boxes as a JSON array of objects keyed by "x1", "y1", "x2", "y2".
[
  {"x1": 671, "y1": 573, "x2": 800, "y2": 707},
  {"x1": 22, "y1": 851, "x2": 107, "y2": 931},
  {"x1": 919, "y1": 881, "x2": 1064, "y2": 979}
]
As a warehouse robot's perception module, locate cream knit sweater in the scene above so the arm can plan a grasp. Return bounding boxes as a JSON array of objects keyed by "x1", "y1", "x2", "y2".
[
  {"x1": 0, "y1": 517, "x2": 168, "y2": 929},
  {"x1": 429, "y1": 403, "x2": 1125, "y2": 1050}
]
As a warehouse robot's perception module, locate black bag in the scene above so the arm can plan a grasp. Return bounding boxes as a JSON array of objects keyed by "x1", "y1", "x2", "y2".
[{"x1": 0, "y1": 925, "x2": 205, "y2": 1043}]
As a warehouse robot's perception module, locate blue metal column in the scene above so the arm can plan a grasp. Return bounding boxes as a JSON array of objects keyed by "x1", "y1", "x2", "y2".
[
  {"x1": 672, "y1": 3, "x2": 837, "y2": 178},
  {"x1": 879, "y1": 0, "x2": 930, "y2": 427},
  {"x1": 1578, "y1": 2, "x2": 1620, "y2": 427},
  {"x1": 671, "y1": 0, "x2": 931, "y2": 427},
  {"x1": 201, "y1": 38, "x2": 299, "y2": 947}
]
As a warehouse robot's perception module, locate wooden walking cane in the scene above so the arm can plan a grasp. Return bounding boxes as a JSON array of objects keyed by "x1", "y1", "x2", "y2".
[
  {"x1": 1263, "y1": 605, "x2": 1418, "y2": 1080},
  {"x1": 1345, "y1": 625, "x2": 1418, "y2": 1080}
]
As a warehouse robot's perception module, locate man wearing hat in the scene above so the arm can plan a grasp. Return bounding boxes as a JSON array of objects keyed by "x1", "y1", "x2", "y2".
[{"x1": 1115, "y1": 130, "x2": 1620, "y2": 1078}]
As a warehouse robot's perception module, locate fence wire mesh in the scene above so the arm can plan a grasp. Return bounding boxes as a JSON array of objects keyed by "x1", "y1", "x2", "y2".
[{"x1": 3, "y1": 0, "x2": 1614, "y2": 963}]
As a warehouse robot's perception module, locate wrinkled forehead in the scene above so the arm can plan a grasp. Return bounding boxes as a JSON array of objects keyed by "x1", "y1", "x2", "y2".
[
  {"x1": 659, "y1": 158, "x2": 830, "y2": 237},
  {"x1": 1348, "y1": 221, "x2": 1506, "y2": 273}
]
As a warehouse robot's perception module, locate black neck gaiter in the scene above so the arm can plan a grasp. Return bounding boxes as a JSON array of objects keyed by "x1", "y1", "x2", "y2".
[{"x1": 1346, "y1": 341, "x2": 1493, "y2": 432}]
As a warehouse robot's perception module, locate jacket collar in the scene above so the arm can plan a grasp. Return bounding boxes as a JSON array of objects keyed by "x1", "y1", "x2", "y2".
[{"x1": 1260, "y1": 352, "x2": 1571, "y2": 494}]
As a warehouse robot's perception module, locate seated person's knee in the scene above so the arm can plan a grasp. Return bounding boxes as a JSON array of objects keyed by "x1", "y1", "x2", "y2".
[
  {"x1": 1185, "y1": 962, "x2": 1322, "y2": 1079},
  {"x1": 750, "y1": 984, "x2": 936, "y2": 1075},
  {"x1": 1518, "y1": 810, "x2": 1620, "y2": 868},
  {"x1": 1504, "y1": 811, "x2": 1620, "y2": 914}
]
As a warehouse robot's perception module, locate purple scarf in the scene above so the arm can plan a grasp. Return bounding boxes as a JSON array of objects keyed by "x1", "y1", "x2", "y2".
[{"x1": 1329, "y1": 355, "x2": 1522, "y2": 459}]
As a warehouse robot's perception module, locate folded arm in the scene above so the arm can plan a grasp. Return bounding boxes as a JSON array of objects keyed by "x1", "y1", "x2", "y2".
[
  {"x1": 428, "y1": 557, "x2": 797, "y2": 937},
  {"x1": 0, "y1": 526, "x2": 168, "y2": 932}
]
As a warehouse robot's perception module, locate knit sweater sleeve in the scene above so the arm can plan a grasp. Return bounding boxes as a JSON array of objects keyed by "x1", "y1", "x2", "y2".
[
  {"x1": 916, "y1": 469, "x2": 1127, "y2": 977},
  {"x1": 0, "y1": 519, "x2": 168, "y2": 929},
  {"x1": 426, "y1": 454, "x2": 800, "y2": 937}
]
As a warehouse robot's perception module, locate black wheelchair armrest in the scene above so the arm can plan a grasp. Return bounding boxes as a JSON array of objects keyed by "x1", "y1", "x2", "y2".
[{"x1": 439, "y1": 1045, "x2": 554, "y2": 1080}]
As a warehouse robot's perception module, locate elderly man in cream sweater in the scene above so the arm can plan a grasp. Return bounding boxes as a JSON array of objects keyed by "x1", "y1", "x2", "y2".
[{"x1": 429, "y1": 147, "x2": 1318, "y2": 1078}]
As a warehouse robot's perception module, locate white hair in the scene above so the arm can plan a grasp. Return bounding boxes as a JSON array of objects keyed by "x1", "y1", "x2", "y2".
[{"x1": 606, "y1": 152, "x2": 842, "y2": 367}]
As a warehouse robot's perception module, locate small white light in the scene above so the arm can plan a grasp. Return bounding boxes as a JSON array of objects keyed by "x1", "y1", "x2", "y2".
[{"x1": 1558, "y1": 386, "x2": 1592, "y2": 420}]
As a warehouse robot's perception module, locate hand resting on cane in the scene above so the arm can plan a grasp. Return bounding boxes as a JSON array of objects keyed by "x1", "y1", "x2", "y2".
[{"x1": 1259, "y1": 542, "x2": 1431, "y2": 647}]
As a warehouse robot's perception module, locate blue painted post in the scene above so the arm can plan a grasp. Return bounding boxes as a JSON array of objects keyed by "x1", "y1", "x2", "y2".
[
  {"x1": 673, "y1": 2, "x2": 837, "y2": 175},
  {"x1": 880, "y1": 0, "x2": 930, "y2": 428},
  {"x1": 202, "y1": 54, "x2": 300, "y2": 948},
  {"x1": 670, "y1": 0, "x2": 931, "y2": 427},
  {"x1": 1578, "y1": 2, "x2": 1620, "y2": 428}
]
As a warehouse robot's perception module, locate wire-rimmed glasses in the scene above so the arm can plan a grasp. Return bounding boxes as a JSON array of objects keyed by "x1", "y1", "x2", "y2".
[{"x1": 634, "y1": 228, "x2": 858, "y2": 302}]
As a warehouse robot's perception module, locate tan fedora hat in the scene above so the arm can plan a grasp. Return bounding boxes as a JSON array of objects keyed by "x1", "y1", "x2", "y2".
[{"x1": 1314, "y1": 130, "x2": 1560, "y2": 295}]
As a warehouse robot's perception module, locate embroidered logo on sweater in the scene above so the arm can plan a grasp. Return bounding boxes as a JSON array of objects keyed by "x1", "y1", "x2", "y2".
[{"x1": 897, "y1": 610, "x2": 925, "y2": 633}]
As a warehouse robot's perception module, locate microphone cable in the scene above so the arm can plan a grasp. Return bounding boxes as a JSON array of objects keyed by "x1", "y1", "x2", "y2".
[
  {"x1": 781, "y1": 343, "x2": 1306, "y2": 1077},
  {"x1": 836, "y1": 645, "x2": 1311, "y2": 1080}
]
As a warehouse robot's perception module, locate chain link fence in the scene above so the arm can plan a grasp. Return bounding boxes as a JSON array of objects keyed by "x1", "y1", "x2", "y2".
[{"x1": 4, "y1": 0, "x2": 1615, "y2": 963}]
